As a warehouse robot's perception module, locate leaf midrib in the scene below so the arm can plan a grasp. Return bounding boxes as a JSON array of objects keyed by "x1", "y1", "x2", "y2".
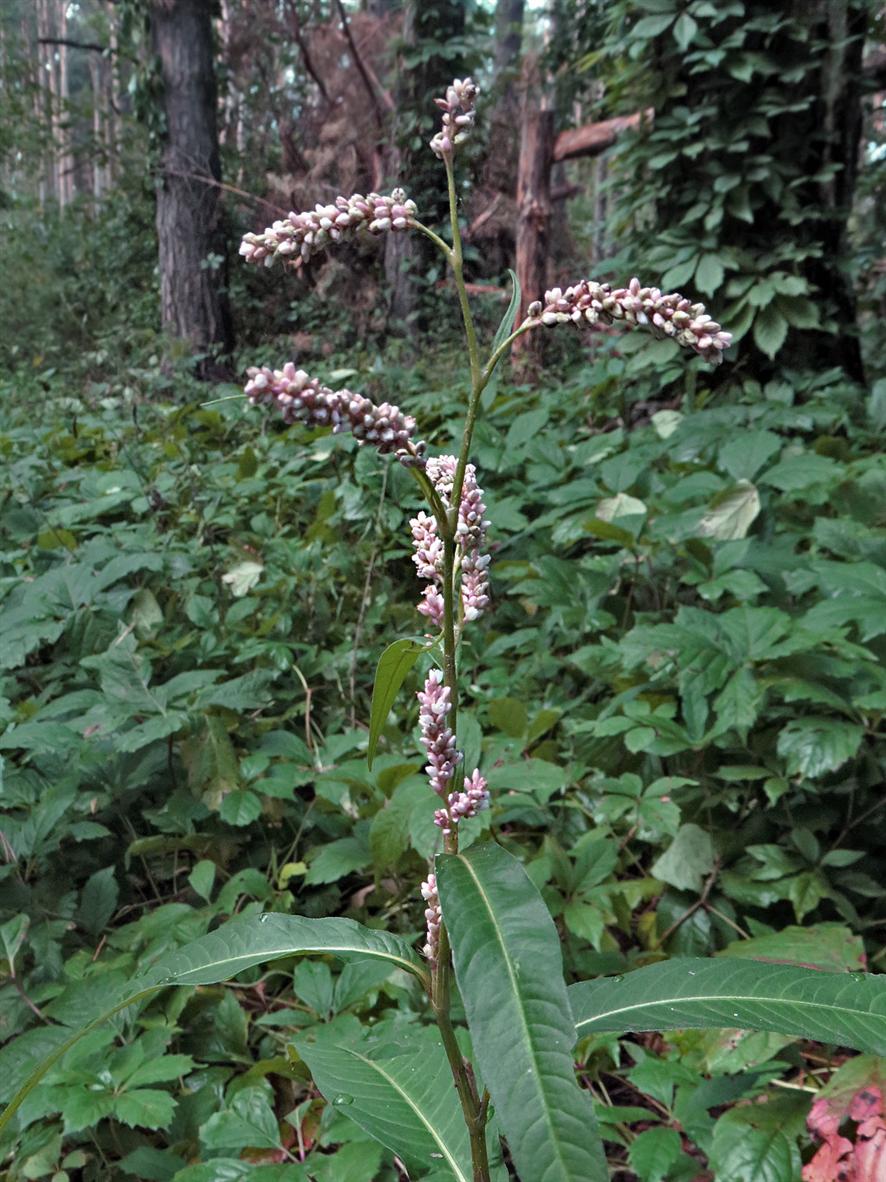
[
  {"x1": 344, "y1": 1046, "x2": 470, "y2": 1182},
  {"x1": 574, "y1": 990, "x2": 886, "y2": 1033},
  {"x1": 141, "y1": 942, "x2": 422, "y2": 987},
  {"x1": 457, "y1": 853, "x2": 574, "y2": 1181}
]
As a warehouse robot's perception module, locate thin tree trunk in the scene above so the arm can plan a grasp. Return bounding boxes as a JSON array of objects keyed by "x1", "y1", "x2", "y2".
[
  {"x1": 107, "y1": 0, "x2": 120, "y2": 184},
  {"x1": 151, "y1": 0, "x2": 233, "y2": 374},
  {"x1": 384, "y1": 0, "x2": 466, "y2": 334},
  {"x1": 494, "y1": 0, "x2": 525, "y2": 88},
  {"x1": 36, "y1": 0, "x2": 58, "y2": 205},
  {"x1": 513, "y1": 104, "x2": 555, "y2": 360},
  {"x1": 57, "y1": 0, "x2": 72, "y2": 206}
]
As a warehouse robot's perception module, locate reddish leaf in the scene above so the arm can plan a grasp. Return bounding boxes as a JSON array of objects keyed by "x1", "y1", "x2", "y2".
[{"x1": 804, "y1": 1058, "x2": 886, "y2": 1182}]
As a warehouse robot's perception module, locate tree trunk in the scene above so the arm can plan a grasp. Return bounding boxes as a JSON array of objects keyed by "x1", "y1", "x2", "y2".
[
  {"x1": 494, "y1": 0, "x2": 525, "y2": 87},
  {"x1": 789, "y1": 0, "x2": 866, "y2": 382},
  {"x1": 151, "y1": 0, "x2": 233, "y2": 374},
  {"x1": 513, "y1": 105, "x2": 555, "y2": 360},
  {"x1": 36, "y1": 0, "x2": 57, "y2": 205},
  {"x1": 57, "y1": 0, "x2": 72, "y2": 206},
  {"x1": 106, "y1": 0, "x2": 120, "y2": 185},
  {"x1": 384, "y1": 0, "x2": 466, "y2": 334}
]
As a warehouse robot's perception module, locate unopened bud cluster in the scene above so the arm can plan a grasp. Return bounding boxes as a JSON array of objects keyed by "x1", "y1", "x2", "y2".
[
  {"x1": 417, "y1": 670, "x2": 460, "y2": 796},
  {"x1": 435, "y1": 769, "x2": 490, "y2": 838},
  {"x1": 421, "y1": 874, "x2": 441, "y2": 964},
  {"x1": 431, "y1": 78, "x2": 479, "y2": 158},
  {"x1": 244, "y1": 363, "x2": 425, "y2": 466},
  {"x1": 239, "y1": 189, "x2": 417, "y2": 270},
  {"x1": 417, "y1": 669, "x2": 489, "y2": 848},
  {"x1": 410, "y1": 455, "x2": 491, "y2": 628},
  {"x1": 525, "y1": 276, "x2": 732, "y2": 364}
]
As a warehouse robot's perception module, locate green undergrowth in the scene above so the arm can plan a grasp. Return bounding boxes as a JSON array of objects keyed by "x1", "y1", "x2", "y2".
[{"x1": 0, "y1": 343, "x2": 884, "y2": 1180}]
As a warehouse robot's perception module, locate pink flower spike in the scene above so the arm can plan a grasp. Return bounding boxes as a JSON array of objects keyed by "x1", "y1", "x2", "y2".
[{"x1": 524, "y1": 277, "x2": 732, "y2": 365}]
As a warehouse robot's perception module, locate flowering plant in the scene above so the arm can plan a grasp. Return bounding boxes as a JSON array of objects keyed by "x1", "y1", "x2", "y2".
[{"x1": 5, "y1": 77, "x2": 886, "y2": 1182}]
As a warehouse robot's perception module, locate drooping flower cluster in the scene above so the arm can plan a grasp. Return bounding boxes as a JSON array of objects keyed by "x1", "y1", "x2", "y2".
[
  {"x1": 409, "y1": 455, "x2": 491, "y2": 628},
  {"x1": 421, "y1": 874, "x2": 441, "y2": 964},
  {"x1": 525, "y1": 276, "x2": 733, "y2": 364},
  {"x1": 430, "y1": 78, "x2": 479, "y2": 158},
  {"x1": 239, "y1": 189, "x2": 418, "y2": 270},
  {"x1": 417, "y1": 669, "x2": 490, "y2": 845},
  {"x1": 244, "y1": 363, "x2": 426, "y2": 467}
]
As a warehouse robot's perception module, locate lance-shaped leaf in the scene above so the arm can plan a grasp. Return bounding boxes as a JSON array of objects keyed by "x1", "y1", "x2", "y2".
[
  {"x1": 136, "y1": 913, "x2": 425, "y2": 987},
  {"x1": 368, "y1": 637, "x2": 433, "y2": 768},
  {"x1": 296, "y1": 1027, "x2": 505, "y2": 1182},
  {"x1": 570, "y1": 958, "x2": 886, "y2": 1052},
  {"x1": 0, "y1": 914, "x2": 426, "y2": 1133},
  {"x1": 436, "y1": 841, "x2": 607, "y2": 1182}
]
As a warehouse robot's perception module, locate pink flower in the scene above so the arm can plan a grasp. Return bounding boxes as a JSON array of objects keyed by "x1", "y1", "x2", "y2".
[
  {"x1": 244, "y1": 363, "x2": 426, "y2": 467},
  {"x1": 240, "y1": 188, "x2": 418, "y2": 270},
  {"x1": 525, "y1": 276, "x2": 732, "y2": 364},
  {"x1": 434, "y1": 769, "x2": 490, "y2": 836},
  {"x1": 417, "y1": 669, "x2": 460, "y2": 796},
  {"x1": 420, "y1": 874, "x2": 441, "y2": 963},
  {"x1": 430, "y1": 78, "x2": 480, "y2": 159}
]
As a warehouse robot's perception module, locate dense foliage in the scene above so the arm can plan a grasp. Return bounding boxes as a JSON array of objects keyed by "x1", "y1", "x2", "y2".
[{"x1": 1, "y1": 1, "x2": 885, "y2": 1179}]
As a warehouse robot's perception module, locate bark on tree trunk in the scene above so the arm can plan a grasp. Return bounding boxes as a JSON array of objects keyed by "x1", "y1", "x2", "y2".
[
  {"x1": 57, "y1": 0, "x2": 72, "y2": 206},
  {"x1": 151, "y1": 0, "x2": 233, "y2": 374},
  {"x1": 383, "y1": 0, "x2": 466, "y2": 335},
  {"x1": 513, "y1": 105, "x2": 555, "y2": 361},
  {"x1": 790, "y1": 0, "x2": 866, "y2": 382}
]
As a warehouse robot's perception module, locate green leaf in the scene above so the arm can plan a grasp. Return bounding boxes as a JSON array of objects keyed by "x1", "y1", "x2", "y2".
[
  {"x1": 118, "y1": 1146, "x2": 185, "y2": 1181},
  {"x1": 776, "y1": 718, "x2": 864, "y2": 779},
  {"x1": 721, "y1": 923, "x2": 866, "y2": 972},
  {"x1": 139, "y1": 913, "x2": 426, "y2": 987},
  {"x1": 304, "y1": 836, "x2": 370, "y2": 885},
  {"x1": 113, "y1": 1088, "x2": 178, "y2": 1131},
  {"x1": 296, "y1": 1026, "x2": 478, "y2": 1181},
  {"x1": 1, "y1": 915, "x2": 28, "y2": 971},
  {"x1": 188, "y1": 859, "x2": 216, "y2": 903},
  {"x1": 694, "y1": 253, "x2": 724, "y2": 295},
  {"x1": 696, "y1": 481, "x2": 761, "y2": 541},
  {"x1": 491, "y1": 269, "x2": 522, "y2": 361},
  {"x1": 709, "y1": 1099, "x2": 803, "y2": 1182},
  {"x1": 0, "y1": 914, "x2": 427, "y2": 1134},
  {"x1": 628, "y1": 1126, "x2": 683, "y2": 1182},
  {"x1": 201, "y1": 1085, "x2": 281, "y2": 1151},
  {"x1": 672, "y1": 11, "x2": 698, "y2": 50},
  {"x1": 506, "y1": 408, "x2": 550, "y2": 452},
  {"x1": 651, "y1": 824, "x2": 715, "y2": 894},
  {"x1": 181, "y1": 714, "x2": 240, "y2": 810},
  {"x1": 368, "y1": 638, "x2": 431, "y2": 769},
  {"x1": 436, "y1": 842, "x2": 607, "y2": 1182},
  {"x1": 717, "y1": 430, "x2": 781, "y2": 481},
  {"x1": 753, "y1": 304, "x2": 789, "y2": 359},
  {"x1": 218, "y1": 788, "x2": 262, "y2": 826},
  {"x1": 632, "y1": 13, "x2": 676, "y2": 38},
  {"x1": 77, "y1": 866, "x2": 119, "y2": 937},
  {"x1": 570, "y1": 958, "x2": 886, "y2": 1053}
]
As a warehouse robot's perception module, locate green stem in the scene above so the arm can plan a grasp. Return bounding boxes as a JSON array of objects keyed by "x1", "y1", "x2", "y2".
[
  {"x1": 410, "y1": 466, "x2": 449, "y2": 534},
  {"x1": 423, "y1": 152, "x2": 535, "y2": 1182},
  {"x1": 411, "y1": 218, "x2": 453, "y2": 261},
  {"x1": 483, "y1": 321, "x2": 536, "y2": 383},
  {"x1": 433, "y1": 936, "x2": 490, "y2": 1181},
  {"x1": 445, "y1": 156, "x2": 481, "y2": 393}
]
